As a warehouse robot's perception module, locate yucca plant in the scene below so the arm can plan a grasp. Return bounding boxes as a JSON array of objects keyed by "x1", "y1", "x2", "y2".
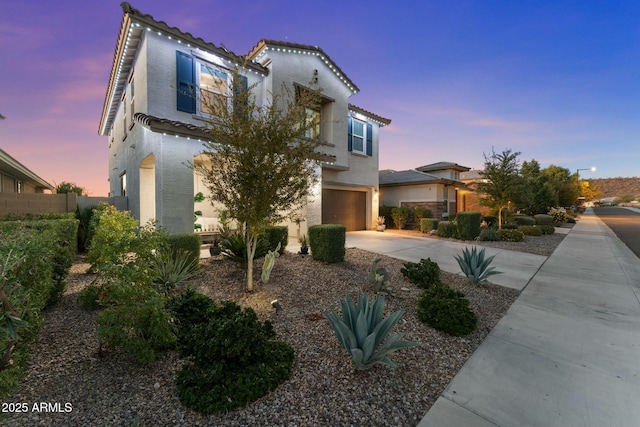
[
  {"x1": 323, "y1": 291, "x2": 420, "y2": 370},
  {"x1": 153, "y1": 249, "x2": 199, "y2": 295},
  {"x1": 454, "y1": 246, "x2": 502, "y2": 285}
]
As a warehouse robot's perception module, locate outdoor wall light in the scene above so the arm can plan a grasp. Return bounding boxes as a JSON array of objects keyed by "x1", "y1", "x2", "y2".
[{"x1": 271, "y1": 299, "x2": 282, "y2": 313}]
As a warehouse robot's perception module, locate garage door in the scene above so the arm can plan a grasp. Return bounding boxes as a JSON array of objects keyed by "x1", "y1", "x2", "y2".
[{"x1": 322, "y1": 189, "x2": 366, "y2": 231}]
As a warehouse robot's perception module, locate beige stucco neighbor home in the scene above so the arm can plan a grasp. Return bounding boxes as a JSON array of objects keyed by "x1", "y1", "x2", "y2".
[
  {"x1": 99, "y1": 3, "x2": 391, "y2": 235},
  {"x1": 0, "y1": 148, "x2": 53, "y2": 194},
  {"x1": 379, "y1": 162, "x2": 470, "y2": 220}
]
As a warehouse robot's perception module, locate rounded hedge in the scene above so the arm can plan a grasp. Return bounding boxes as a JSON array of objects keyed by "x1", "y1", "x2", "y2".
[{"x1": 417, "y1": 283, "x2": 477, "y2": 336}]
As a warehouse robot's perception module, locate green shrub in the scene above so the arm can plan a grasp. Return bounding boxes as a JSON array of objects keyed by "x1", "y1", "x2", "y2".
[
  {"x1": 417, "y1": 282, "x2": 477, "y2": 336},
  {"x1": 400, "y1": 258, "x2": 441, "y2": 289},
  {"x1": 221, "y1": 230, "x2": 269, "y2": 264},
  {"x1": 539, "y1": 225, "x2": 555, "y2": 235},
  {"x1": 548, "y1": 208, "x2": 568, "y2": 224},
  {"x1": 454, "y1": 246, "x2": 501, "y2": 285},
  {"x1": 379, "y1": 206, "x2": 395, "y2": 229},
  {"x1": 512, "y1": 215, "x2": 536, "y2": 226},
  {"x1": 478, "y1": 228, "x2": 500, "y2": 241},
  {"x1": 533, "y1": 214, "x2": 554, "y2": 225},
  {"x1": 518, "y1": 225, "x2": 542, "y2": 236},
  {"x1": 413, "y1": 208, "x2": 432, "y2": 226},
  {"x1": 456, "y1": 212, "x2": 481, "y2": 240},
  {"x1": 497, "y1": 229, "x2": 525, "y2": 242},
  {"x1": 76, "y1": 205, "x2": 97, "y2": 252},
  {"x1": 0, "y1": 229, "x2": 57, "y2": 394},
  {"x1": 264, "y1": 226, "x2": 288, "y2": 254},
  {"x1": 87, "y1": 205, "x2": 139, "y2": 272},
  {"x1": 324, "y1": 291, "x2": 419, "y2": 370},
  {"x1": 502, "y1": 222, "x2": 519, "y2": 230},
  {"x1": 391, "y1": 207, "x2": 412, "y2": 229},
  {"x1": 420, "y1": 218, "x2": 439, "y2": 233},
  {"x1": 2, "y1": 219, "x2": 78, "y2": 307},
  {"x1": 436, "y1": 221, "x2": 458, "y2": 238},
  {"x1": 566, "y1": 217, "x2": 576, "y2": 224},
  {"x1": 167, "y1": 233, "x2": 201, "y2": 270},
  {"x1": 308, "y1": 224, "x2": 346, "y2": 263},
  {"x1": 173, "y1": 295, "x2": 294, "y2": 414},
  {"x1": 566, "y1": 209, "x2": 575, "y2": 217},
  {"x1": 97, "y1": 283, "x2": 176, "y2": 365}
]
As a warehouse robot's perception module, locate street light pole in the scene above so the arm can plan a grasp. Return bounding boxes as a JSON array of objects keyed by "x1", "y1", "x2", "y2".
[{"x1": 576, "y1": 167, "x2": 596, "y2": 206}]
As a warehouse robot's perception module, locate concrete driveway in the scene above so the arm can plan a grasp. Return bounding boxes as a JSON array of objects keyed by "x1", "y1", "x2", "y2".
[{"x1": 345, "y1": 231, "x2": 547, "y2": 291}]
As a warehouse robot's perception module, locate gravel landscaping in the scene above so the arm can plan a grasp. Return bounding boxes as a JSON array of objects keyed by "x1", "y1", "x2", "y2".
[{"x1": 2, "y1": 231, "x2": 566, "y2": 427}]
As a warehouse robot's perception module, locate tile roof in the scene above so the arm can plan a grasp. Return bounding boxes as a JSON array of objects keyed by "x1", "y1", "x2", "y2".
[
  {"x1": 247, "y1": 39, "x2": 359, "y2": 94},
  {"x1": 379, "y1": 169, "x2": 458, "y2": 186},
  {"x1": 0, "y1": 148, "x2": 54, "y2": 191},
  {"x1": 415, "y1": 161, "x2": 471, "y2": 173},
  {"x1": 349, "y1": 104, "x2": 391, "y2": 126}
]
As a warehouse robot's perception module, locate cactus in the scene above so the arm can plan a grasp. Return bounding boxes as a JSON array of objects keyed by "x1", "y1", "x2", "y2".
[
  {"x1": 261, "y1": 243, "x2": 281, "y2": 283},
  {"x1": 367, "y1": 256, "x2": 389, "y2": 293},
  {"x1": 324, "y1": 291, "x2": 420, "y2": 370}
]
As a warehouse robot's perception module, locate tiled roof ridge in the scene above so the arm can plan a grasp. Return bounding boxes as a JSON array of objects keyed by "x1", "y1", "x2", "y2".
[
  {"x1": 247, "y1": 39, "x2": 360, "y2": 93},
  {"x1": 120, "y1": 2, "x2": 265, "y2": 72},
  {"x1": 349, "y1": 104, "x2": 392, "y2": 126}
]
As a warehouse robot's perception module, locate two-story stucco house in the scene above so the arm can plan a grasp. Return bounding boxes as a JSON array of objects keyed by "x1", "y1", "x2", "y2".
[{"x1": 98, "y1": 3, "x2": 391, "y2": 235}]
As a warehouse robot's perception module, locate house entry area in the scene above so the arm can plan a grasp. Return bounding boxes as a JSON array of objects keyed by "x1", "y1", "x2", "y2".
[
  {"x1": 321, "y1": 189, "x2": 367, "y2": 231},
  {"x1": 139, "y1": 154, "x2": 155, "y2": 225}
]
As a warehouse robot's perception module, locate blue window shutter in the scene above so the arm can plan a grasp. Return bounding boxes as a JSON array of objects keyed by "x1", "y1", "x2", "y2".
[
  {"x1": 366, "y1": 123, "x2": 373, "y2": 156},
  {"x1": 347, "y1": 116, "x2": 353, "y2": 152},
  {"x1": 176, "y1": 51, "x2": 195, "y2": 113}
]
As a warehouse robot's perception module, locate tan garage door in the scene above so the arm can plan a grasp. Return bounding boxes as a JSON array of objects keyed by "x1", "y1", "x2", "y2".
[{"x1": 322, "y1": 189, "x2": 366, "y2": 231}]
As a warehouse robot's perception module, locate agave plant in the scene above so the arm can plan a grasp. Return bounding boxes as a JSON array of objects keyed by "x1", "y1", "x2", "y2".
[
  {"x1": 323, "y1": 291, "x2": 420, "y2": 370},
  {"x1": 454, "y1": 246, "x2": 502, "y2": 285}
]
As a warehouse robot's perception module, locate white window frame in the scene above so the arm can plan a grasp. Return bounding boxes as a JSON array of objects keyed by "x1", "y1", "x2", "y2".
[
  {"x1": 197, "y1": 62, "x2": 231, "y2": 116},
  {"x1": 351, "y1": 118, "x2": 366, "y2": 154}
]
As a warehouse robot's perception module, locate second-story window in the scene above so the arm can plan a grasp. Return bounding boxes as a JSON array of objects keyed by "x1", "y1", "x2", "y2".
[
  {"x1": 199, "y1": 64, "x2": 228, "y2": 116},
  {"x1": 351, "y1": 119, "x2": 365, "y2": 153},
  {"x1": 305, "y1": 107, "x2": 320, "y2": 139}
]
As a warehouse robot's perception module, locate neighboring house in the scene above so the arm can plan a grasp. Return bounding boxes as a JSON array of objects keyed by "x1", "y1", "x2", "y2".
[
  {"x1": 99, "y1": 3, "x2": 391, "y2": 234},
  {"x1": 459, "y1": 169, "x2": 491, "y2": 216},
  {"x1": 0, "y1": 148, "x2": 53, "y2": 193},
  {"x1": 379, "y1": 162, "x2": 470, "y2": 220}
]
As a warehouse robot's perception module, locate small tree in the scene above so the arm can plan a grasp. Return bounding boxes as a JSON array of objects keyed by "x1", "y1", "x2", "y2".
[
  {"x1": 194, "y1": 68, "x2": 324, "y2": 291},
  {"x1": 55, "y1": 181, "x2": 88, "y2": 196},
  {"x1": 476, "y1": 148, "x2": 523, "y2": 228}
]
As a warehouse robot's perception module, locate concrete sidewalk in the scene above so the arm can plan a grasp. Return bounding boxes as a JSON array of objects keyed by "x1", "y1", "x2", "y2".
[
  {"x1": 418, "y1": 209, "x2": 640, "y2": 427},
  {"x1": 344, "y1": 230, "x2": 547, "y2": 291}
]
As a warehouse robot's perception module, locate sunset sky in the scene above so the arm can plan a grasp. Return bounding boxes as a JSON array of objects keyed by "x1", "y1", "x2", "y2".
[{"x1": 1, "y1": 0, "x2": 638, "y2": 196}]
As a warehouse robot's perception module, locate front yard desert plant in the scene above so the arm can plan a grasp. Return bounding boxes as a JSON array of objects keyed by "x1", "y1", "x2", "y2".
[
  {"x1": 497, "y1": 228, "x2": 525, "y2": 242},
  {"x1": 368, "y1": 256, "x2": 389, "y2": 293},
  {"x1": 478, "y1": 228, "x2": 500, "y2": 241},
  {"x1": 390, "y1": 207, "x2": 411, "y2": 229},
  {"x1": 323, "y1": 291, "x2": 420, "y2": 370},
  {"x1": 401, "y1": 258, "x2": 440, "y2": 289},
  {"x1": 308, "y1": 224, "x2": 346, "y2": 263},
  {"x1": 456, "y1": 211, "x2": 481, "y2": 240},
  {"x1": 193, "y1": 69, "x2": 324, "y2": 291},
  {"x1": 436, "y1": 221, "x2": 458, "y2": 238},
  {"x1": 172, "y1": 293, "x2": 294, "y2": 414},
  {"x1": 454, "y1": 246, "x2": 501, "y2": 285},
  {"x1": 417, "y1": 282, "x2": 477, "y2": 336},
  {"x1": 153, "y1": 249, "x2": 199, "y2": 295}
]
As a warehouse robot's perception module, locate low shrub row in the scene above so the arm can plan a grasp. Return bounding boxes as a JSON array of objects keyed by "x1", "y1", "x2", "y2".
[{"x1": 0, "y1": 217, "x2": 77, "y2": 397}]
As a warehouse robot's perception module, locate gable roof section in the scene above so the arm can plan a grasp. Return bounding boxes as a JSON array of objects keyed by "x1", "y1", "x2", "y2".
[
  {"x1": 0, "y1": 148, "x2": 54, "y2": 191},
  {"x1": 379, "y1": 169, "x2": 461, "y2": 187},
  {"x1": 247, "y1": 39, "x2": 359, "y2": 94},
  {"x1": 99, "y1": 2, "x2": 268, "y2": 136},
  {"x1": 415, "y1": 161, "x2": 471, "y2": 173},
  {"x1": 349, "y1": 104, "x2": 391, "y2": 127}
]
